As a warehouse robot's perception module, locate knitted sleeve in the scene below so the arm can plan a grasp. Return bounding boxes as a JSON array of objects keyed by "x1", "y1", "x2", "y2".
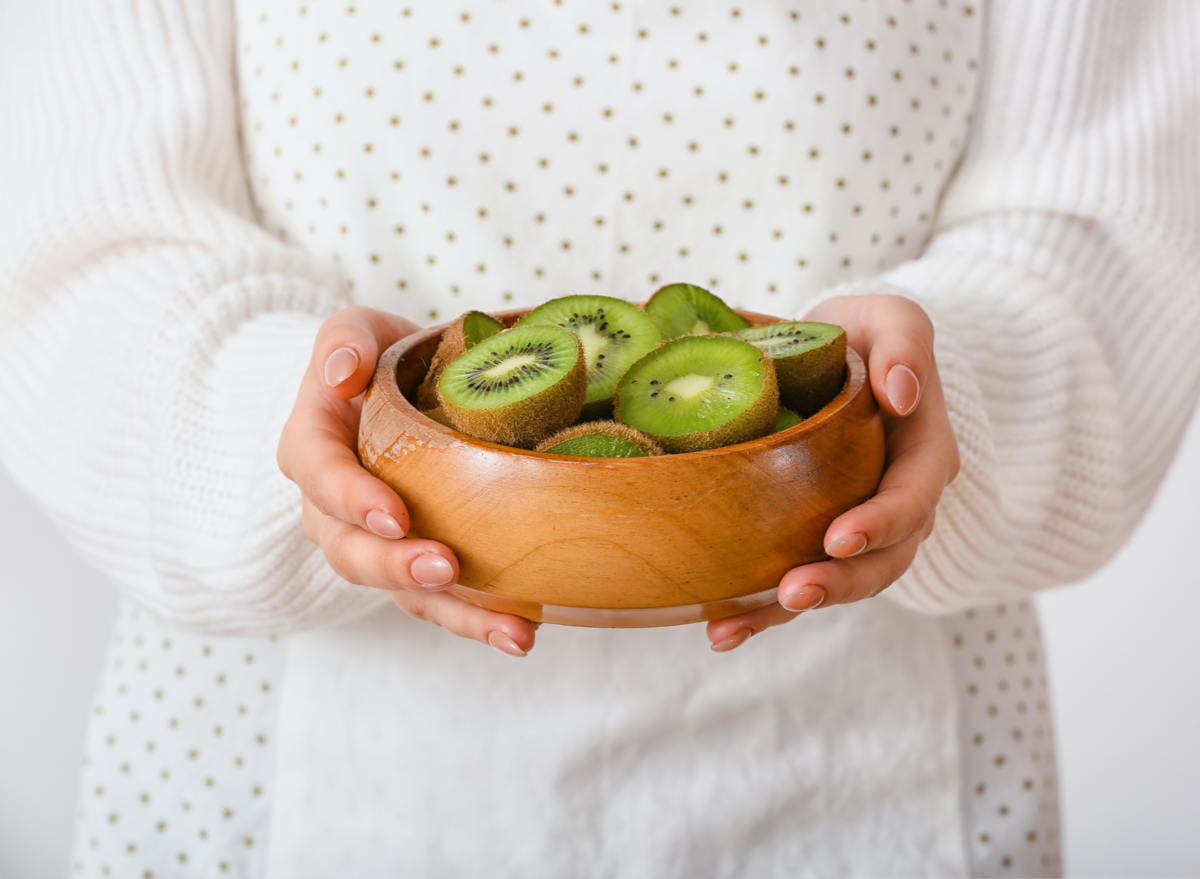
[
  {"x1": 815, "y1": 2, "x2": 1200, "y2": 613},
  {"x1": 0, "y1": 0, "x2": 390, "y2": 634}
]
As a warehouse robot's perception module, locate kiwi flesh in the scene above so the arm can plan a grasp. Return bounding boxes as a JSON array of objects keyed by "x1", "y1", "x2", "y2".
[
  {"x1": 438, "y1": 324, "x2": 587, "y2": 448},
  {"x1": 644, "y1": 283, "x2": 751, "y2": 341},
  {"x1": 518, "y1": 295, "x2": 662, "y2": 418},
  {"x1": 735, "y1": 321, "x2": 847, "y2": 416},
  {"x1": 773, "y1": 408, "x2": 803, "y2": 433},
  {"x1": 417, "y1": 310, "x2": 505, "y2": 409},
  {"x1": 535, "y1": 422, "x2": 665, "y2": 457},
  {"x1": 614, "y1": 335, "x2": 778, "y2": 453}
]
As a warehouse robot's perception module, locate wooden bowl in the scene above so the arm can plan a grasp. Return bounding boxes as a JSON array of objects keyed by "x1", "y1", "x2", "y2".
[{"x1": 358, "y1": 310, "x2": 885, "y2": 628}]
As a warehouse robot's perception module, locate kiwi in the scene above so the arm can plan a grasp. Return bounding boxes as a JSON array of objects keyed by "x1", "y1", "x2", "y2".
[
  {"x1": 517, "y1": 295, "x2": 662, "y2": 418},
  {"x1": 419, "y1": 406, "x2": 455, "y2": 429},
  {"x1": 614, "y1": 335, "x2": 778, "y2": 453},
  {"x1": 774, "y1": 408, "x2": 803, "y2": 433},
  {"x1": 535, "y1": 422, "x2": 665, "y2": 457},
  {"x1": 416, "y1": 310, "x2": 505, "y2": 409},
  {"x1": 644, "y1": 283, "x2": 751, "y2": 340},
  {"x1": 438, "y1": 324, "x2": 587, "y2": 448},
  {"x1": 734, "y1": 321, "x2": 847, "y2": 416}
]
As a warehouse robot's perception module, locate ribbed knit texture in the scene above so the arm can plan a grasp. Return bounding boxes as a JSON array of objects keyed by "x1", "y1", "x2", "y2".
[{"x1": 1, "y1": 0, "x2": 1198, "y2": 636}]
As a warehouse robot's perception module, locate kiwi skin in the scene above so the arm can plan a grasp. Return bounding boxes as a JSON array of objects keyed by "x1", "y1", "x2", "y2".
[
  {"x1": 438, "y1": 328, "x2": 588, "y2": 449},
  {"x1": 753, "y1": 323, "x2": 848, "y2": 417},
  {"x1": 614, "y1": 337, "x2": 780, "y2": 454},
  {"x1": 534, "y1": 421, "x2": 665, "y2": 457},
  {"x1": 416, "y1": 311, "x2": 504, "y2": 410}
]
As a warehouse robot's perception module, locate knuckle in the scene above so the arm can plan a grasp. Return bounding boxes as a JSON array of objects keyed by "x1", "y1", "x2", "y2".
[
  {"x1": 321, "y1": 533, "x2": 361, "y2": 585},
  {"x1": 380, "y1": 545, "x2": 413, "y2": 589}
]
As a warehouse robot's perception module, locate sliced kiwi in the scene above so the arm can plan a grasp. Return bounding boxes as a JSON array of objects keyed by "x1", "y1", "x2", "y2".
[
  {"x1": 517, "y1": 295, "x2": 662, "y2": 418},
  {"x1": 438, "y1": 324, "x2": 587, "y2": 448},
  {"x1": 416, "y1": 310, "x2": 505, "y2": 409},
  {"x1": 735, "y1": 321, "x2": 847, "y2": 416},
  {"x1": 773, "y1": 408, "x2": 803, "y2": 433},
  {"x1": 419, "y1": 406, "x2": 455, "y2": 429},
  {"x1": 614, "y1": 335, "x2": 778, "y2": 453},
  {"x1": 644, "y1": 283, "x2": 751, "y2": 340},
  {"x1": 535, "y1": 422, "x2": 665, "y2": 458}
]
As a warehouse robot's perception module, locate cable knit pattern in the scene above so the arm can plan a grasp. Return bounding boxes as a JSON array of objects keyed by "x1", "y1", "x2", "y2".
[
  {"x1": 0, "y1": 1, "x2": 389, "y2": 633},
  {"x1": 1, "y1": 0, "x2": 1197, "y2": 638}
]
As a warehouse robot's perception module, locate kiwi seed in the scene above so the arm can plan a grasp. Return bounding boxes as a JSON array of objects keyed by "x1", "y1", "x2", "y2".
[{"x1": 734, "y1": 321, "x2": 847, "y2": 416}]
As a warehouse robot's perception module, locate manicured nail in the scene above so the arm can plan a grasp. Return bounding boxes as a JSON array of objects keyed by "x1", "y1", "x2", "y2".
[
  {"x1": 365, "y1": 508, "x2": 404, "y2": 539},
  {"x1": 488, "y1": 631, "x2": 527, "y2": 657},
  {"x1": 826, "y1": 532, "x2": 867, "y2": 558},
  {"x1": 885, "y1": 364, "x2": 920, "y2": 416},
  {"x1": 410, "y1": 553, "x2": 454, "y2": 587},
  {"x1": 710, "y1": 628, "x2": 752, "y2": 653},
  {"x1": 780, "y1": 585, "x2": 826, "y2": 613},
  {"x1": 324, "y1": 346, "x2": 359, "y2": 388}
]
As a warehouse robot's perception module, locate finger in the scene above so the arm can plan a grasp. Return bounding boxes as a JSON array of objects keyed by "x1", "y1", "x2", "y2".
[
  {"x1": 823, "y1": 374, "x2": 958, "y2": 558},
  {"x1": 706, "y1": 602, "x2": 801, "y2": 652},
  {"x1": 314, "y1": 514, "x2": 460, "y2": 592},
  {"x1": 807, "y1": 295, "x2": 934, "y2": 418},
  {"x1": 392, "y1": 589, "x2": 537, "y2": 657},
  {"x1": 777, "y1": 535, "x2": 922, "y2": 612},
  {"x1": 313, "y1": 305, "x2": 420, "y2": 400},
  {"x1": 281, "y1": 402, "x2": 411, "y2": 538}
]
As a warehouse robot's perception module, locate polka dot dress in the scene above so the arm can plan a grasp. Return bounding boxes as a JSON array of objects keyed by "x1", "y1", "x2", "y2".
[
  {"x1": 943, "y1": 601, "x2": 1063, "y2": 877},
  {"x1": 71, "y1": 1, "x2": 1060, "y2": 875},
  {"x1": 70, "y1": 600, "x2": 285, "y2": 878}
]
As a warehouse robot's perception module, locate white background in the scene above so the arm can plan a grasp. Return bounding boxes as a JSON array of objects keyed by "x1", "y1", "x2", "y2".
[{"x1": 2, "y1": 413, "x2": 1198, "y2": 878}]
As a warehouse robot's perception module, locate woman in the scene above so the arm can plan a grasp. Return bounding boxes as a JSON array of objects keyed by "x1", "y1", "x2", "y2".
[{"x1": 1, "y1": 1, "x2": 1197, "y2": 875}]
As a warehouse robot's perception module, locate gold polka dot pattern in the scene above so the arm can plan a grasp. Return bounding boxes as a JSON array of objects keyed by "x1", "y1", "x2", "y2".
[
  {"x1": 69, "y1": 601, "x2": 285, "y2": 878},
  {"x1": 237, "y1": 0, "x2": 980, "y2": 320}
]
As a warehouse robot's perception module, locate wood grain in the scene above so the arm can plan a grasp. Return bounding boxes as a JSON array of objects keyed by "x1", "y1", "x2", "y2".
[{"x1": 358, "y1": 310, "x2": 885, "y2": 626}]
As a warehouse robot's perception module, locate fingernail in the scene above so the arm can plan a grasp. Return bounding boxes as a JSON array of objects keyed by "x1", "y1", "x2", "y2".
[
  {"x1": 710, "y1": 628, "x2": 752, "y2": 653},
  {"x1": 885, "y1": 364, "x2": 920, "y2": 416},
  {"x1": 826, "y1": 532, "x2": 867, "y2": 558},
  {"x1": 365, "y1": 508, "x2": 404, "y2": 539},
  {"x1": 780, "y1": 585, "x2": 826, "y2": 613},
  {"x1": 324, "y1": 346, "x2": 359, "y2": 388},
  {"x1": 488, "y1": 631, "x2": 527, "y2": 657},
  {"x1": 410, "y1": 553, "x2": 454, "y2": 587}
]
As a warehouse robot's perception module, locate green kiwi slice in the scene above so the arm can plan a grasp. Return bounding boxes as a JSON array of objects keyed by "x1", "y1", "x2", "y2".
[
  {"x1": 438, "y1": 324, "x2": 587, "y2": 448},
  {"x1": 535, "y1": 422, "x2": 664, "y2": 457},
  {"x1": 644, "y1": 283, "x2": 751, "y2": 340},
  {"x1": 773, "y1": 408, "x2": 803, "y2": 433},
  {"x1": 614, "y1": 335, "x2": 778, "y2": 453},
  {"x1": 417, "y1": 310, "x2": 505, "y2": 409},
  {"x1": 735, "y1": 321, "x2": 847, "y2": 416},
  {"x1": 518, "y1": 295, "x2": 662, "y2": 418}
]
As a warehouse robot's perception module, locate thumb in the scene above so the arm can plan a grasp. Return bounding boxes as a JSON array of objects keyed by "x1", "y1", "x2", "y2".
[{"x1": 312, "y1": 305, "x2": 421, "y2": 400}]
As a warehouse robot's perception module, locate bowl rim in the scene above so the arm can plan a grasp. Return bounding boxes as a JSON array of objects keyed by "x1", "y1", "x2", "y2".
[{"x1": 371, "y1": 307, "x2": 868, "y2": 463}]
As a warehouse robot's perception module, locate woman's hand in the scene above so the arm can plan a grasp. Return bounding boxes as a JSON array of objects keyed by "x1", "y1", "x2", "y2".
[
  {"x1": 277, "y1": 306, "x2": 537, "y2": 657},
  {"x1": 706, "y1": 294, "x2": 961, "y2": 652}
]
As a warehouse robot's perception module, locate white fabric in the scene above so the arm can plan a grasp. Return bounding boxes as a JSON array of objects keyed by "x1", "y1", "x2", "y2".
[{"x1": 1, "y1": 0, "x2": 1197, "y2": 876}]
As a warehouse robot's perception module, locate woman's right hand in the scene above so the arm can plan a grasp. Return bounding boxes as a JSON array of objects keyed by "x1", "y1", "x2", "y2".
[{"x1": 277, "y1": 306, "x2": 538, "y2": 657}]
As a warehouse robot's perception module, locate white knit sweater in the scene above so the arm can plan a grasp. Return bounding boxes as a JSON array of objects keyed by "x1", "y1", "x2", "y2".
[
  {"x1": 3, "y1": 2, "x2": 1198, "y2": 636},
  {"x1": 4, "y1": 1, "x2": 1199, "y2": 876}
]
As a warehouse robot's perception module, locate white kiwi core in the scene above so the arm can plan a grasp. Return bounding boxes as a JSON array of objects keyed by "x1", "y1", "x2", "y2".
[
  {"x1": 482, "y1": 354, "x2": 537, "y2": 378},
  {"x1": 665, "y1": 374, "x2": 715, "y2": 399}
]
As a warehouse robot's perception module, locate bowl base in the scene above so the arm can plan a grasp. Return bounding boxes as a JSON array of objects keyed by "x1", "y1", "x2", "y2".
[{"x1": 447, "y1": 583, "x2": 779, "y2": 628}]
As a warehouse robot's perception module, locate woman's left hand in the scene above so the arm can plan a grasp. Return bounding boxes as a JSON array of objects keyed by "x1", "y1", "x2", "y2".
[{"x1": 706, "y1": 294, "x2": 961, "y2": 652}]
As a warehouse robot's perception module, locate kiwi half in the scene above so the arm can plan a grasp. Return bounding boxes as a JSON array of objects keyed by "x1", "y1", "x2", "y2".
[
  {"x1": 438, "y1": 324, "x2": 587, "y2": 448},
  {"x1": 614, "y1": 335, "x2": 778, "y2": 453},
  {"x1": 535, "y1": 422, "x2": 665, "y2": 457},
  {"x1": 735, "y1": 321, "x2": 847, "y2": 416},
  {"x1": 773, "y1": 408, "x2": 803, "y2": 433},
  {"x1": 518, "y1": 295, "x2": 662, "y2": 418},
  {"x1": 644, "y1": 283, "x2": 751, "y2": 340},
  {"x1": 417, "y1": 310, "x2": 505, "y2": 409}
]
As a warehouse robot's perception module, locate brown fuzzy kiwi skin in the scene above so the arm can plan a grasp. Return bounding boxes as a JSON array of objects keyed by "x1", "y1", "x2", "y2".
[
  {"x1": 613, "y1": 338, "x2": 780, "y2": 454},
  {"x1": 534, "y1": 421, "x2": 665, "y2": 456},
  {"x1": 418, "y1": 406, "x2": 455, "y2": 429},
  {"x1": 416, "y1": 312, "x2": 501, "y2": 410},
  {"x1": 439, "y1": 331, "x2": 589, "y2": 449},
  {"x1": 771, "y1": 326, "x2": 848, "y2": 417}
]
